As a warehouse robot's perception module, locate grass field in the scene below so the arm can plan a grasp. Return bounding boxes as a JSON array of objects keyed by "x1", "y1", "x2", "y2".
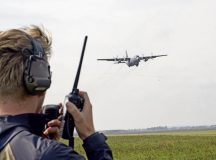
[{"x1": 62, "y1": 130, "x2": 216, "y2": 160}]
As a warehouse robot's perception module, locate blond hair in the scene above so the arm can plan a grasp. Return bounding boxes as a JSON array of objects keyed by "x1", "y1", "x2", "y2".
[{"x1": 0, "y1": 25, "x2": 52, "y2": 99}]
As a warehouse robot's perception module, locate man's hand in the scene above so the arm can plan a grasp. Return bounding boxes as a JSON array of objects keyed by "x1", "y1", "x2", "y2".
[
  {"x1": 43, "y1": 119, "x2": 61, "y2": 140},
  {"x1": 43, "y1": 103, "x2": 63, "y2": 141},
  {"x1": 66, "y1": 91, "x2": 95, "y2": 140}
]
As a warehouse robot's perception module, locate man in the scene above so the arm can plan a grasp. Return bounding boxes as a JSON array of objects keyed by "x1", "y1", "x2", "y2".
[{"x1": 0, "y1": 25, "x2": 113, "y2": 160}]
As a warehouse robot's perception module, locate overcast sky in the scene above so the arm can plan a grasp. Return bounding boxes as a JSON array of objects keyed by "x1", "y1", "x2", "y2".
[{"x1": 1, "y1": 0, "x2": 216, "y2": 130}]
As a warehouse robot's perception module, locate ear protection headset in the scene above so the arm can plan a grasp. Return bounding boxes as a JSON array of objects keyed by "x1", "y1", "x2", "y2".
[{"x1": 23, "y1": 38, "x2": 51, "y2": 95}]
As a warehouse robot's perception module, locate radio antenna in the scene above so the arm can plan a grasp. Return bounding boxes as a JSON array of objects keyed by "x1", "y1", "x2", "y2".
[{"x1": 72, "y1": 36, "x2": 88, "y2": 90}]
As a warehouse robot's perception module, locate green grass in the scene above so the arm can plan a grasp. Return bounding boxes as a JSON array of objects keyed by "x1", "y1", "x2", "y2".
[{"x1": 61, "y1": 130, "x2": 216, "y2": 160}]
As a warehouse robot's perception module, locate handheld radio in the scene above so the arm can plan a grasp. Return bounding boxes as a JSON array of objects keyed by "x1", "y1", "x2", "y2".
[
  {"x1": 43, "y1": 36, "x2": 88, "y2": 148},
  {"x1": 62, "y1": 36, "x2": 88, "y2": 148}
]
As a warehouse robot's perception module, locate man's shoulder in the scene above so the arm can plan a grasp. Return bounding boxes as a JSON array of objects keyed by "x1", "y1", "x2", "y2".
[
  {"x1": 10, "y1": 130, "x2": 85, "y2": 160},
  {"x1": 13, "y1": 130, "x2": 65, "y2": 148}
]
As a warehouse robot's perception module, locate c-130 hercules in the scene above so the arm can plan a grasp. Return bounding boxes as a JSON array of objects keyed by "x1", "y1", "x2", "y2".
[{"x1": 97, "y1": 51, "x2": 167, "y2": 67}]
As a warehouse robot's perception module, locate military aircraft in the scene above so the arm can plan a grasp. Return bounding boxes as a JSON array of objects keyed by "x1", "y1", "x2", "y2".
[{"x1": 97, "y1": 51, "x2": 167, "y2": 67}]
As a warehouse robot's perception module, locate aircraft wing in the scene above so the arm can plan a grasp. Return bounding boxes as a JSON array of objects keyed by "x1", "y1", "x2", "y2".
[
  {"x1": 97, "y1": 57, "x2": 130, "y2": 62},
  {"x1": 140, "y1": 54, "x2": 167, "y2": 61}
]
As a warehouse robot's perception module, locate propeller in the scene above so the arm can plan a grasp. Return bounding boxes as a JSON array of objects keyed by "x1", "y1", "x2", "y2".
[
  {"x1": 113, "y1": 55, "x2": 118, "y2": 61},
  {"x1": 141, "y1": 54, "x2": 148, "y2": 62},
  {"x1": 136, "y1": 55, "x2": 140, "y2": 62}
]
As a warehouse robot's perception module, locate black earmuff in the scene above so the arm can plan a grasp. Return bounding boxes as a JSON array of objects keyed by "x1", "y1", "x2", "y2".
[{"x1": 23, "y1": 38, "x2": 51, "y2": 95}]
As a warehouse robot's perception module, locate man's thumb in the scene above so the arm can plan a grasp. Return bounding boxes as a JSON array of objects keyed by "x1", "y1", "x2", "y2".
[{"x1": 66, "y1": 101, "x2": 81, "y2": 120}]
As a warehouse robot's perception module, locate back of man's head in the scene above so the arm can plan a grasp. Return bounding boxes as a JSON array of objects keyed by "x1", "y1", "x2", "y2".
[{"x1": 0, "y1": 25, "x2": 52, "y2": 100}]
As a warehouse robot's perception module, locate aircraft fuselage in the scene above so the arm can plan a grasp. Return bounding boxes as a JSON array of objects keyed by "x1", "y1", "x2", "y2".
[{"x1": 126, "y1": 55, "x2": 140, "y2": 67}]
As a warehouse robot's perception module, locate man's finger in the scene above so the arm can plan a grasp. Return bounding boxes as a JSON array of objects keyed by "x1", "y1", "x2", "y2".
[
  {"x1": 47, "y1": 119, "x2": 61, "y2": 127},
  {"x1": 43, "y1": 127, "x2": 59, "y2": 135},
  {"x1": 43, "y1": 127, "x2": 60, "y2": 141},
  {"x1": 79, "y1": 91, "x2": 90, "y2": 104},
  {"x1": 58, "y1": 103, "x2": 63, "y2": 115},
  {"x1": 66, "y1": 101, "x2": 82, "y2": 122},
  {"x1": 58, "y1": 115, "x2": 63, "y2": 121},
  {"x1": 79, "y1": 91, "x2": 92, "y2": 112}
]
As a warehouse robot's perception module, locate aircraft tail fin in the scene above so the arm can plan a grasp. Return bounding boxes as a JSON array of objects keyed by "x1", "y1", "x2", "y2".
[{"x1": 125, "y1": 50, "x2": 128, "y2": 58}]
